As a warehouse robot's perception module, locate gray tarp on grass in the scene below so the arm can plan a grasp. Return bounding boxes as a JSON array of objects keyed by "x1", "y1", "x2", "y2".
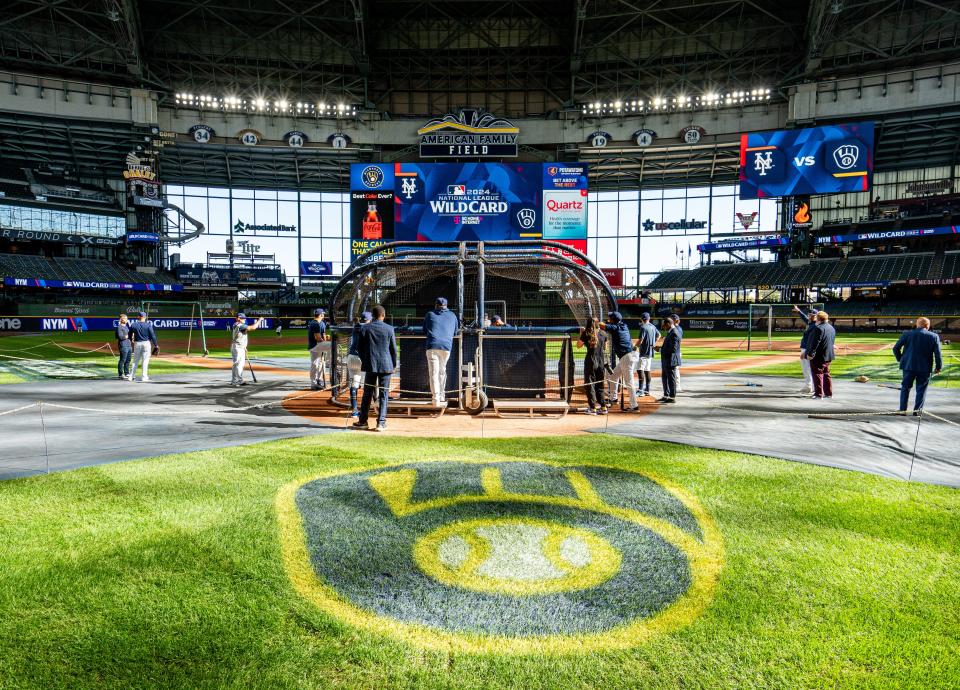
[{"x1": 601, "y1": 372, "x2": 960, "y2": 488}]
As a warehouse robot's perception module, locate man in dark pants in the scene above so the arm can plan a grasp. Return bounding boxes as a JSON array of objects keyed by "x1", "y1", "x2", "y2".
[
  {"x1": 893, "y1": 316, "x2": 943, "y2": 415},
  {"x1": 805, "y1": 311, "x2": 836, "y2": 399},
  {"x1": 636, "y1": 312, "x2": 659, "y2": 397},
  {"x1": 115, "y1": 313, "x2": 132, "y2": 380},
  {"x1": 792, "y1": 305, "x2": 819, "y2": 394},
  {"x1": 670, "y1": 314, "x2": 684, "y2": 393},
  {"x1": 354, "y1": 305, "x2": 397, "y2": 432},
  {"x1": 657, "y1": 316, "x2": 682, "y2": 403}
]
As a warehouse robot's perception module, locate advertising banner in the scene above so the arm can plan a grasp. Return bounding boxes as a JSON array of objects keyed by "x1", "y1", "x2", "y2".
[
  {"x1": 697, "y1": 236, "x2": 789, "y2": 252},
  {"x1": 349, "y1": 162, "x2": 588, "y2": 261},
  {"x1": 6, "y1": 316, "x2": 271, "y2": 332},
  {"x1": 174, "y1": 267, "x2": 283, "y2": 286},
  {"x1": 4, "y1": 277, "x2": 181, "y2": 292},
  {"x1": 127, "y1": 232, "x2": 159, "y2": 243},
  {"x1": 299, "y1": 261, "x2": 334, "y2": 276},
  {"x1": 739, "y1": 122, "x2": 874, "y2": 199},
  {"x1": 601, "y1": 268, "x2": 624, "y2": 287},
  {"x1": 816, "y1": 225, "x2": 959, "y2": 245}
]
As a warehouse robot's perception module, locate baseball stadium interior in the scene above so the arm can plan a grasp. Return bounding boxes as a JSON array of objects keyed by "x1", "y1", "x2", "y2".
[{"x1": 0, "y1": 1, "x2": 958, "y2": 688}]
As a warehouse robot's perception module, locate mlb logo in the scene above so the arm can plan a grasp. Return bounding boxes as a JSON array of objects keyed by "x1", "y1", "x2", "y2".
[{"x1": 448, "y1": 185, "x2": 466, "y2": 195}]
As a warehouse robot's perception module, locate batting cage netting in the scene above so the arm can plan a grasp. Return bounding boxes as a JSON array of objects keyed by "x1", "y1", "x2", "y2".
[{"x1": 327, "y1": 241, "x2": 617, "y2": 414}]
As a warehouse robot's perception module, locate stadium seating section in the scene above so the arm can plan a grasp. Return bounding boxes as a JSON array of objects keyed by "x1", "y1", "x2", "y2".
[
  {"x1": 0, "y1": 163, "x2": 117, "y2": 208},
  {"x1": 0, "y1": 253, "x2": 176, "y2": 284},
  {"x1": 649, "y1": 252, "x2": 959, "y2": 291}
]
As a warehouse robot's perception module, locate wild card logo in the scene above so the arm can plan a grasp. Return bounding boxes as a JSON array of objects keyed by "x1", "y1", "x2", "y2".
[{"x1": 278, "y1": 459, "x2": 723, "y2": 653}]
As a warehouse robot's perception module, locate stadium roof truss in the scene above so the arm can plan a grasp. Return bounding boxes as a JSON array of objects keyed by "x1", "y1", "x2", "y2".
[{"x1": 1, "y1": 1, "x2": 957, "y2": 117}]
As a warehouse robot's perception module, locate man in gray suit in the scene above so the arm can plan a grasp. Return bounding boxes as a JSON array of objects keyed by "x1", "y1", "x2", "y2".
[
  {"x1": 893, "y1": 316, "x2": 943, "y2": 415},
  {"x1": 353, "y1": 305, "x2": 398, "y2": 432}
]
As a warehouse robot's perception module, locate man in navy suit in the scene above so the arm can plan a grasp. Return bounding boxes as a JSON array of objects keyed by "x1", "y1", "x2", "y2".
[
  {"x1": 353, "y1": 305, "x2": 398, "y2": 432},
  {"x1": 893, "y1": 317, "x2": 943, "y2": 415},
  {"x1": 657, "y1": 316, "x2": 682, "y2": 403},
  {"x1": 805, "y1": 311, "x2": 836, "y2": 399}
]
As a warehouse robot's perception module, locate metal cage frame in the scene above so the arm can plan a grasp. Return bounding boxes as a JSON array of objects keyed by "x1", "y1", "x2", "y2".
[{"x1": 326, "y1": 240, "x2": 618, "y2": 413}]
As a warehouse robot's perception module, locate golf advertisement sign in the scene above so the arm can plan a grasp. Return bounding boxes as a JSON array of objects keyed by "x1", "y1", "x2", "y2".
[{"x1": 278, "y1": 459, "x2": 723, "y2": 653}]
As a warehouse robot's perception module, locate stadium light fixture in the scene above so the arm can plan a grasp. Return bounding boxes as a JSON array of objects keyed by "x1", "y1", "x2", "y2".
[
  {"x1": 172, "y1": 90, "x2": 359, "y2": 117},
  {"x1": 577, "y1": 86, "x2": 770, "y2": 116}
]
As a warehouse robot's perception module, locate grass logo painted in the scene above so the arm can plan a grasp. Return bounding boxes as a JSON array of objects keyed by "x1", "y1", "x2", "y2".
[{"x1": 277, "y1": 459, "x2": 723, "y2": 653}]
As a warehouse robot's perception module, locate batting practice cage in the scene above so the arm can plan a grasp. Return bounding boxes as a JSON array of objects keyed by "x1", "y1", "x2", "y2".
[{"x1": 327, "y1": 241, "x2": 617, "y2": 415}]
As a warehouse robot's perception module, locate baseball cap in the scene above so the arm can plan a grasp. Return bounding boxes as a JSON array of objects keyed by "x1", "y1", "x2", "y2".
[
  {"x1": 138, "y1": 311, "x2": 146, "y2": 318},
  {"x1": 361, "y1": 311, "x2": 373, "y2": 321},
  {"x1": 607, "y1": 311, "x2": 622, "y2": 322},
  {"x1": 237, "y1": 313, "x2": 246, "y2": 319},
  {"x1": 641, "y1": 312, "x2": 651, "y2": 319},
  {"x1": 436, "y1": 297, "x2": 448, "y2": 306},
  {"x1": 314, "y1": 308, "x2": 325, "y2": 316}
]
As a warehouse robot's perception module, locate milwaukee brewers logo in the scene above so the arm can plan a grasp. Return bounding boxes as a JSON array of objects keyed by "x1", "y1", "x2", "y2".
[{"x1": 277, "y1": 459, "x2": 723, "y2": 653}]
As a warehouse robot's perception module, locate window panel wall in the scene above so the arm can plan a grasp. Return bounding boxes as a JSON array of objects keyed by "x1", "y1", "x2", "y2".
[
  {"x1": 586, "y1": 184, "x2": 781, "y2": 283},
  {"x1": 171, "y1": 185, "x2": 351, "y2": 283}
]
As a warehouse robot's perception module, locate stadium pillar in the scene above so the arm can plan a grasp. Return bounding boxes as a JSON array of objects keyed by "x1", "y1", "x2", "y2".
[{"x1": 477, "y1": 242, "x2": 485, "y2": 328}]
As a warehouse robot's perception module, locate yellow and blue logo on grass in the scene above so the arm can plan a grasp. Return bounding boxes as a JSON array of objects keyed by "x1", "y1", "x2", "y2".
[{"x1": 277, "y1": 459, "x2": 723, "y2": 654}]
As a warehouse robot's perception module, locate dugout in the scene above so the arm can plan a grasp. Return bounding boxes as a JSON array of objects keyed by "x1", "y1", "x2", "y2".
[{"x1": 327, "y1": 241, "x2": 617, "y2": 414}]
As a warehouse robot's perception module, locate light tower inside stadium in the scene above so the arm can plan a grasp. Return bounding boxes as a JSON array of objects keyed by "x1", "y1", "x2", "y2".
[{"x1": 328, "y1": 240, "x2": 617, "y2": 414}]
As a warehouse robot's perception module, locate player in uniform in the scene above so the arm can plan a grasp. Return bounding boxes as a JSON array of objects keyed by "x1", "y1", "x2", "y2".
[
  {"x1": 128, "y1": 311, "x2": 158, "y2": 382},
  {"x1": 346, "y1": 311, "x2": 373, "y2": 416},
  {"x1": 231, "y1": 313, "x2": 264, "y2": 386},
  {"x1": 636, "y1": 312, "x2": 659, "y2": 397},
  {"x1": 577, "y1": 316, "x2": 608, "y2": 414}
]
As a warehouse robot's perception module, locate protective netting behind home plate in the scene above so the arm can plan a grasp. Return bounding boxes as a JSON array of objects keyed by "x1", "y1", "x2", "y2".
[{"x1": 327, "y1": 241, "x2": 617, "y2": 407}]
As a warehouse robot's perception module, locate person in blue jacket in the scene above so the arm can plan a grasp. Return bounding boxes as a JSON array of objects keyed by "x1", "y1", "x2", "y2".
[
  {"x1": 893, "y1": 316, "x2": 943, "y2": 415},
  {"x1": 353, "y1": 305, "x2": 397, "y2": 432},
  {"x1": 128, "y1": 311, "x2": 158, "y2": 382},
  {"x1": 599, "y1": 311, "x2": 639, "y2": 410},
  {"x1": 423, "y1": 297, "x2": 459, "y2": 406},
  {"x1": 115, "y1": 313, "x2": 133, "y2": 380}
]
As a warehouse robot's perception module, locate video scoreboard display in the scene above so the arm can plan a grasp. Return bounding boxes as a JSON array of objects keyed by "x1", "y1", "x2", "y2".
[
  {"x1": 349, "y1": 163, "x2": 588, "y2": 261},
  {"x1": 739, "y1": 122, "x2": 874, "y2": 199}
]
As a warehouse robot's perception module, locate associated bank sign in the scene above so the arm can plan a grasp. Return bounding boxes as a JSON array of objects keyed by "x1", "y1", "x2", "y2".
[{"x1": 418, "y1": 109, "x2": 519, "y2": 158}]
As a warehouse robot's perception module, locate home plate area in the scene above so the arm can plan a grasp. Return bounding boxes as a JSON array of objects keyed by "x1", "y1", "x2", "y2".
[{"x1": 278, "y1": 458, "x2": 723, "y2": 654}]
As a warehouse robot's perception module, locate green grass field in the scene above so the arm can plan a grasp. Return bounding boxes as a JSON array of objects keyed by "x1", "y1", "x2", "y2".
[
  {"x1": 0, "y1": 435, "x2": 957, "y2": 689},
  {"x1": 1, "y1": 330, "x2": 958, "y2": 389}
]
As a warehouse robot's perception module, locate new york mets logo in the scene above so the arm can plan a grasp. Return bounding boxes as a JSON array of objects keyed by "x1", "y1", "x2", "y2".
[{"x1": 277, "y1": 459, "x2": 723, "y2": 654}]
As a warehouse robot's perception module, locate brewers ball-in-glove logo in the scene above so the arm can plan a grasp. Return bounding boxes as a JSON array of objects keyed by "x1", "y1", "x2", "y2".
[{"x1": 278, "y1": 459, "x2": 723, "y2": 653}]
